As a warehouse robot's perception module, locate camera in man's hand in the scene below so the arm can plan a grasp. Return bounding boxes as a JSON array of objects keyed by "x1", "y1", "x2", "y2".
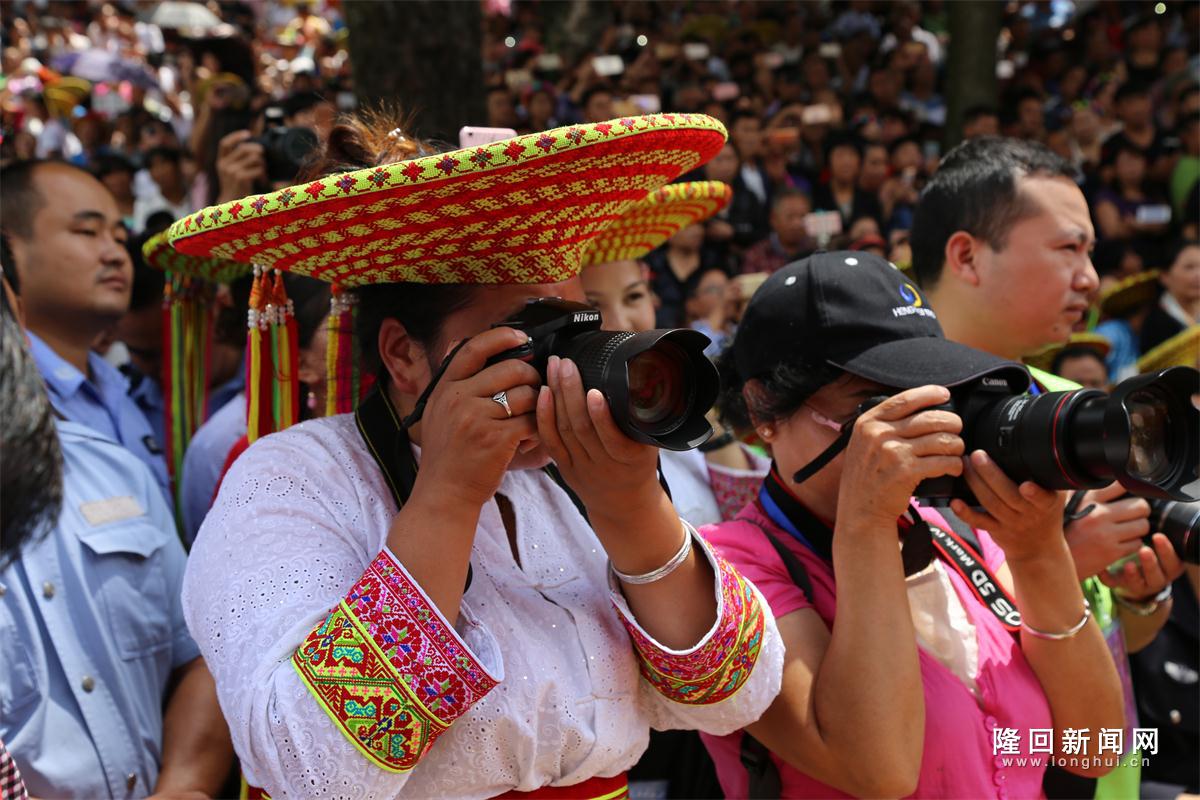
[
  {"x1": 912, "y1": 367, "x2": 1199, "y2": 505},
  {"x1": 1146, "y1": 497, "x2": 1199, "y2": 564},
  {"x1": 252, "y1": 125, "x2": 319, "y2": 183},
  {"x1": 486, "y1": 298, "x2": 718, "y2": 450},
  {"x1": 251, "y1": 107, "x2": 320, "y2": 183}
]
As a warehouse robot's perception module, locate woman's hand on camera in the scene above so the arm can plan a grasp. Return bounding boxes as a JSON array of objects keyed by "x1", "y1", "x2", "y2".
[
  {"x1": 413, "y1": 327, "x2": 542, "y2": 509},
  {"x1": 536, "y1": 355, "x2": 663, "y2": 520},
  {"x1": 837, "y1": 385, "x2": 965, "y2": 528},
  {"x1": 949, "y1": 451, "x2": 1066, "y2": 565}
]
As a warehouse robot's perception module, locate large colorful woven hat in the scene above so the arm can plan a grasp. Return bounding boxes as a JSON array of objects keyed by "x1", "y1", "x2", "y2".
[
  {"x1": 1023, "y1": 331, "x2": 1113, "y2": 372},
  {"x1": 1098, "y1": 270, "x2": 1160, "y2": 318},
  {"x1": 581, "y1": 180, "x2": 733, "y2": 268},
  {"x1": 166, "y1": 114, "x2": 728, "y2": 286},
  {"x1": 1137, "y1": 325, "x2": 1200, "y2": 373}
]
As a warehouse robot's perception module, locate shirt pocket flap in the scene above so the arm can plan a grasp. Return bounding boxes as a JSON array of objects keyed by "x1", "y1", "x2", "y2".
[{"x1": 76, "y1": 517, "x2": 167, "y2": 559}]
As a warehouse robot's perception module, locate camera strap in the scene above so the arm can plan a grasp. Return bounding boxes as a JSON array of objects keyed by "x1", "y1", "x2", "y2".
[
  {"x1": 400, "y1": 339, "x2": 471, "y2": 429},
  {"x1": 361, "y1": 376, "x2": 676, "y2": 564},
  {"x1": 925, "y1": 510, "x2": 1022, "y2": 634},
  {"x1": 790, "y1": 396, "x2": 886, "y2": 485},
  {"x1": 766, "y1": 466, "x2": 1022, "y2": 633},
  {"x1": 790, "y1": 424, "x2": 854, "y2": 485},
  {"x1": 355, "y1": 381, "x2": 473, "y2": 591},
  {"x1": 761, "y1": 465, "x2": 931, "y2": 574}
]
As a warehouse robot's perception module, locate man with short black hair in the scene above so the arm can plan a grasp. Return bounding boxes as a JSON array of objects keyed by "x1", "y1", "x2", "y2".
[
  {"x1": 134, "y1": 146, "x2": 192, "y2": 233},
  {"x1": 961, "y1": 104, "x2": 999, "y2": 139},
  {"x1": 1050, "y1": 346, "x2": 1109, "y2": 390},
  {"x1": 579, "y1": 85, "x2": 615, "y2": 125},
  {"x1": 283, "y1": 90, "x2": 335, "y2": 141},
  {"x1": 913, "y1": 135, "x2": 1180, "y2": 800},
  {"x1": 1, "y1": 160, "x2": 170, "y2": 503},
  {"x1": 911, "y1": 137, "x2": 1090, "y2": 359},
  {"x1": 485, "y1": 85, "x2": 519, "y2": 129},
  {"x1": 739, "y1": 189, "x2": 816, "y2": 275},
  {"x1": 1103, "y1": 83, "x2": 1171, "y2": 183}
]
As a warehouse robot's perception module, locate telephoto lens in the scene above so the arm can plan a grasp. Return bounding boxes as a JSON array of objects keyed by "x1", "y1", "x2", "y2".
[
  {"x1": 917, "y1": 366, "x2": 1200, "y2": 504},
  {"x1": 1147, "y1": 498, "x2": 1200, "y2": 565},
  {"x1": 486, "y1": 298, "x2": 719, "y2": 450}
]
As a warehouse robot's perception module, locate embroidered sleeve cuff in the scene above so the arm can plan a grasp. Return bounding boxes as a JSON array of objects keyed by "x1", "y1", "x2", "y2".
[
  {"x1": 292, "y1": 548, "x2": 502, "y2": 773},
  {"x1": 610, "y1": 523, "x2": 766, "y2": 706},
  {"x1": 707, "y1": 447, "x2": 770, "y2": 521}
]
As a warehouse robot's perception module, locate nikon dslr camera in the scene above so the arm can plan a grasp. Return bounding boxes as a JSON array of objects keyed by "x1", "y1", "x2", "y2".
[{"x1": 486, "y1": 298, "x2": 719, "y2": 451}]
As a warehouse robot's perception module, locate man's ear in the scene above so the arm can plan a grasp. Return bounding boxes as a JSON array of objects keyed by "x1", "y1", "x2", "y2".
[
  {"x1": 377, "y1": 317, "x2": 430, "y2": 396},
  {"x1": 943, "y1": 230, "x2": 985, "y2": 288}
]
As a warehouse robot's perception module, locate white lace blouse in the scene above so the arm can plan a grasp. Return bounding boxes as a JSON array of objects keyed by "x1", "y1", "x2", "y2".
[{"x1": 182, "y1": 414, "x2": 782, "y2": 799}]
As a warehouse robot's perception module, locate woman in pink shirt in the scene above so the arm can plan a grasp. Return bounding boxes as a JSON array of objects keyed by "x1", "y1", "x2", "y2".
[{"x1": 700, "y1": 252, "x2": 1125, "y2": 798}]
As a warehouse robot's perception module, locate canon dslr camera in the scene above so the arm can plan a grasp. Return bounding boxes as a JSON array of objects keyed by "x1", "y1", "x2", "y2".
[{"x1": 914, "y1": 366, "x2": 1199, "y2": 504}]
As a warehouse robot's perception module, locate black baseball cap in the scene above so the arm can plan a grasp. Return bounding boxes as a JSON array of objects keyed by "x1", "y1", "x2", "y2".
[{"x1": 732, "y1": 252, "x2": 1031, "y2": 392}]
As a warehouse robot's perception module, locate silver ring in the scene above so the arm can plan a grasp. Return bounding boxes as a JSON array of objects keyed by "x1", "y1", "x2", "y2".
[{"x1": 491, "y1": 390, "x2": 512, "y2": 418}]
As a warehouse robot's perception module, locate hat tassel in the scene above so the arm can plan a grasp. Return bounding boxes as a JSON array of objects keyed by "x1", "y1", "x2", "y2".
[
  {"x1": 163, "y1": 272, "x2": 213, "y2": 512},
  {"x1": 269, "y1": 270, "x2": 300, "y2": 431},
  {"x1": 246, "y1": 266, "x2": 274, "y2": 443},
  {"x1": 325, "y1": 284, "x2": 361, "y2": 416}
]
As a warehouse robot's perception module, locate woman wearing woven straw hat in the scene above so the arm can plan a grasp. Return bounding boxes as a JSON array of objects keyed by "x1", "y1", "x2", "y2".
[
  {"x1": 698, "y1": 252, "x2": 1124, "y2": 798},
  {"x1": 169, "y1": 113, "x2": 783, "y2": 799}
]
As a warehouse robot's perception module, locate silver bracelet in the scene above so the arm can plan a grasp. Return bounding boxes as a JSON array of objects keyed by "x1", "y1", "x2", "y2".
[
  {"x1": 611, "y1": 524, "x2": 694, "y2": 585},
  {"x1": 1021, "y1": 600, "x2": 1092, "y2": 641},
  {"x1": 1114, "y1": 584, "x2": 1172, "y2": 617}
]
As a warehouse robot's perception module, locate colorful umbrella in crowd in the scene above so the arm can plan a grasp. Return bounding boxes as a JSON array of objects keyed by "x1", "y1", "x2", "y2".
[{"x1": 51, "y1": 49, "x2": 158, "y2": 90}]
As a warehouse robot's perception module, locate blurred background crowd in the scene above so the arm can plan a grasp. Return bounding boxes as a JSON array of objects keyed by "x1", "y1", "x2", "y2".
[{"x1": 2, "y1": 0, "x2": 1197, "y2": 374}]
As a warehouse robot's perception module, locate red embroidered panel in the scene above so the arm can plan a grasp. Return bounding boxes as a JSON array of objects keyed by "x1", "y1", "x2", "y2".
[{"x1": 293, "y1": 550, "x2": 499, "y2": 772}]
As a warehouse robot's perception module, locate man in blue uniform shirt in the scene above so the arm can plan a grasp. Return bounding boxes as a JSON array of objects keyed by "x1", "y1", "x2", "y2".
[
  {"x1": 1, "y1": 160, "x2": 171, "y2": 506},
  {"x1": 0, "y1": 235, "x2": 232, "y2": 798}
]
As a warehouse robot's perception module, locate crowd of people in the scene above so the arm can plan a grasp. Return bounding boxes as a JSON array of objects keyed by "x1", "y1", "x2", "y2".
[{"x1": 1, "y1": 1, "x2": 1198, "y2": 799}]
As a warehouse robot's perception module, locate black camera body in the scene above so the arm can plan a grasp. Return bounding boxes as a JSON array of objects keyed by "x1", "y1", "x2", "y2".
[
  {"x1": 252, "y1": 125, "x2": 319, "y2": 183},
  {"x1": 914, "y1": 376, "x2": 1016, "y2": 504},
  {"x1": 913, "y1": 366, "x2": 1199, "y2": 506},
  {"x1": 487, "y1": 298, "x2": 719, "y2": 451}
]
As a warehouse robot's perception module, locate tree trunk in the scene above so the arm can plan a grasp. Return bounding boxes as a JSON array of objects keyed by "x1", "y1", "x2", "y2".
[
  {"x1": 344, "y1": 0, "x2": 484, "y2": 144},
  {"x1": 944, "y1": 1, "x2": 1002, "y2": 150}
]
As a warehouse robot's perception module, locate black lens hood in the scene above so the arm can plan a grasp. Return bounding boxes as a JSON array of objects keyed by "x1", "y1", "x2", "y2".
[{"x1": 1106, "y1": 366, "x2": 1200, "y2": 501}]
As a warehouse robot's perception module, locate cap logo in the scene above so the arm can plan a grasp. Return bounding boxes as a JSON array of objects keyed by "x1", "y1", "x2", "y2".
[{"x1": 892, "y1": 281, "x2": 936, "y2": 319}]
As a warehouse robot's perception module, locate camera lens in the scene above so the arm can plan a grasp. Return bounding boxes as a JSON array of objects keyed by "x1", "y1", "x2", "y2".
[
  {"x1": 557, "y1": 328, "x2": 718, "y2": 450},
  {"x1": 965, "y1": 367, "x2": 1199, "y2": 501},
  {"x1": 1124, "y1": 389, "x2": 1170, "y2": 483},
  {"x1": 1147, "y1": 498, "x2": 1200, "y2": 564},
  {"x1": 627, "y1": 343, "x2": 688, "y2": 427}
]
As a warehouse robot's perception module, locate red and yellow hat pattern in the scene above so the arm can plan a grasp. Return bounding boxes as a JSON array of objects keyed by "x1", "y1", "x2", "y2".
[
  {"x1": 167, "y1": 114, "x2": 728, "y2": 286},
  {"x1": 582, "y1": 180, "x2": 732, "y2": 268},
  {"x1": 142, "y1": 230, "x2": 251, "y2": 283}
]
